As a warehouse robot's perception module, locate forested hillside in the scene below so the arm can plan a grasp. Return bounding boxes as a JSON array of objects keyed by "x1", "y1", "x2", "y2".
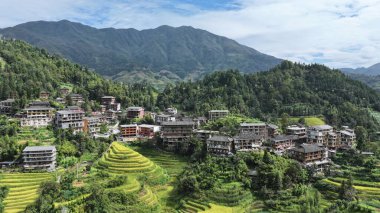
[
  {"x1": 0, "y1": 39, "x2": 156, "y2": 110},
  {"x1": 157, "y1": 61, "x2": 380, "y2": 131},
  {"x1": 0, "y1": 20, "x2": 281, "y2": 84}
]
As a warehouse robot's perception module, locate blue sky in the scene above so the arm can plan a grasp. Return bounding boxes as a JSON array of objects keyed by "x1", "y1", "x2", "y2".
[{"x1": 0, "y1": 0, "x2": 380, "y2": 69}]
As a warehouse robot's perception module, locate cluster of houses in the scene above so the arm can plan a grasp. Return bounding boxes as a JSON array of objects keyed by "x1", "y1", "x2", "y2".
[{"x1": 1, "y1": 89, "x2": 358, "y2": 173}]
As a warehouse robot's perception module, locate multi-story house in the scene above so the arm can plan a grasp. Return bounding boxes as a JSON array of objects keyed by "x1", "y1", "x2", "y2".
[
  {"x1": 233, "y1": 132, "x2": 264, "y2": 152},
  {"x1": 195, "y1": 129, "x2": 219, "y2": 142},
  {"x1": 39, "y1": 91, "x2": 50, "y2": 100},
  {"x1": 165, "y1": 107, "x2": 178, "y2": 115},
  {"x1": 270, "y1": 135, "x2": 296, "y2": 153},
  {"x1": 307, "y1": 125, "x2": 333, "y2": 145},
  {"x1": 239, "y1": 123, "x2": 268, "y2": 139},
  {"x1": 20, "y1": 105, "x2": 54, "y2": 127},
  {"x1": 139, "y1": 124, "x2": 161, "y2": 139},
  {"x1": 287, "y1": 125, "x2": 307, "y2": 136},
  {"x1": 83, "y1": 116, "x2": 102, "y2": 135},
  {"x1": 161, "y1": 121, "x2": 194, "y2": 151},
  {"x1": 339, "y1": 127, "x2": 356, "y2": 148},
  {"x1": 0, "y1": 99, "x2": 15, "y2": 115},
  {"x1": 289, "y1": 143, "x2": 330, "y2": 172},
  {"x1": 105, "y1": 109, "x2": 118, "y2": 122},
  {"x1": 23, "y1": 146, "x2": 56, "y2": 172},
  {"x1": 155, "y1": 114, "x2": 176, "y2": 125},
  {"x1": 56, "y1": 98, "x2": 66, "y2": 104},
  {"x1": 207, "y1": 135, "x2": 233, "y2": 155},
  {"x1": 54, "y1": 109, "x2": 84, "y2": 133},
  {"x1": 208, "y1": 110, "x2": 229, "y2": 121},
  {"x1": 126, "y1": 107, "x2": 145, "y2": 119},
  {"x1": 69, "y1": 94, "x2": 84, "y2": 106},
  {"x1": 327, "y1": 132, "x2": 340, "y2": 150},
  {"x1": 101, "y1": 96, "x2": 121, "y2": 111},
  {"x1": 120, "y1": 124, "x2": 139, "y2": 139},
  {"x1": 267, "y1": 124, "x2": 279, "y2": 138}
]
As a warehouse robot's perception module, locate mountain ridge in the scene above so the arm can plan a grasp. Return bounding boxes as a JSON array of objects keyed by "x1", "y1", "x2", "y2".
[
  {"x1": 0, "y1": 20, "x2": 282, "y2": 85},
  {"x1": 341, "y1": 63, "x2": 380, "y2": 76}
]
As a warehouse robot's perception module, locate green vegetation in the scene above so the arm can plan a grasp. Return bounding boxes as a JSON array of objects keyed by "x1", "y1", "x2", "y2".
[
  {"x1": 158, "y1": 62, "x2": 380, "y2": 133},
  {"x1": 0, "y1": 20, "x2": 281, "y2": 86},
  {"x1": 0, "y1": 39, "x2": 157, "y2": 112},
  {"x1": 289, "y1": 116, "x2": 325, "y2": 126},
  {"x1": 203, "y1": 115, "x2": 262, "y2": 135},
  {"x1": 0, "y1": 173, "x2": 53, "y2": 213}
]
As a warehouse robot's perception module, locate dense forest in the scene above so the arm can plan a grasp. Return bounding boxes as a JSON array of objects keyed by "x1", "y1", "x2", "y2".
[
  {"x1": 0, "y1": 39, "x2": 156, "y2": 110},
  {"x1": 157, "y1": 61, "x2": 380, "y2": 131}
]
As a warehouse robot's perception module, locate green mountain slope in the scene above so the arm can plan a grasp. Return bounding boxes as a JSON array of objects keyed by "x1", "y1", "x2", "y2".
[
  {"x1": 0, "y1": 20, "x2": 282, "y2": 84},
  {"x1": 0, "y1": 39, "x2": 156, "y2": 109},
  {"x1": 157, "y1": 61, "x2": 380, "y2": 130}
]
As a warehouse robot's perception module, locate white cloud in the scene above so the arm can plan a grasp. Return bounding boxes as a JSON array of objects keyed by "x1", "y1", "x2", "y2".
[{"x1": 0, "y1": 0, "x2": 380, "y2": 68}]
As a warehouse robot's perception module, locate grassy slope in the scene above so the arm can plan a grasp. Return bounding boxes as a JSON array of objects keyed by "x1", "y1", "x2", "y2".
[
  {"x1": 289, "y1": 116, "x2": 325, "y2": 126},
  {"x1": 16, "y1": 127, "x2": 55, "y2": 146}
]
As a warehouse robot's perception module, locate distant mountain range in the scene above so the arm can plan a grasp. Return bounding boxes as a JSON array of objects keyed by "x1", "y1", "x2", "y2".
[
  {"x1": 341, "y1": 63, "x2": 380, "y2": 76},
  {"x1": 0, "y1": 20, "x2": 282, "y2": 88}
]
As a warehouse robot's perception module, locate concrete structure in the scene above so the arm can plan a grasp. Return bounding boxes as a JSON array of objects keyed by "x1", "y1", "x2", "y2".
[
  {"x1": 155, "y1": 114, "x2": 176, "y2": 124},
  {"x1": 23, "y1": 146, "x2": 56, "y2": 172},
  {"x1": 101, "y1": 96, "x2": 121, "y2": 111},
  {"x1": 270, "y1": 135, "x2": 296, "y2": 153},
  {"x1": 161, "y1": 121, "x2": 194, "y2": 151},
  {"x1": 126, "y1": 107, "x2": 145, "y2": 119},
  {"x1": 56, "y1": 98, "x2": 66, "y2": 104},
  {"x1": 289, "y1": 143, "x2": 330, "y2": 172},
  {"x1": 207, "y1": 135, "x2": 233, "y2": 155},
  {"x1": 69, "y1": 94, "x2": 84, "y2": 106},
  {"x1": 287, "y1": 125, "x2": 307, "y2": 136},
  {"x1": 139, "y1": 124, "x2": 161, "y2": 138},
  {"x1": 233, "y1": 133, "x2": 264, "y2": 152},
  {"x1": 307, "y1": 125, "x2": 333, "y2": 144},
  {"x1": 195, "y1": 129, "x2": 219, "y2": 142},
  {"x1": 120, "y1": 124, "x2": 139, "y2": 139},
  {"x1": 20, "y1": 106, "x2": 54, "y2": 127},
  {"x1": 327, "y1": 132, "x2": 340, "y2": 150},
  {"x1": 83, "y1": 116, "x2": 102, "y2": 135},
  {"x1": 208, "y1": 110, "x2": 229, "y2": 120},
  {"x1": 0, "y1": 99, "x2": 15, "y2": 115},
  {"x1": 239, "y1": 123, "x2": 268, "y2": 139},
  {"x1": 105, "y1": 110, "x2": 118, "y2": 122},
  {"x1": 339, "y1": 128, "x2": 356, "y2": 148},
  {"x1": 54, "y1": 109, "x2": 84, "y2": 133},
  {"x1": 267, "y1": 124, "x2": 279, "y2": 138},
  {"x1": 165, "y1": 107, "x2": 178, "y2": 115}
]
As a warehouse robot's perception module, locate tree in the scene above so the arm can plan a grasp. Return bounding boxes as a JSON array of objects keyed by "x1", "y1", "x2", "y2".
[
  {"x1": 339, "y1": 176, "x2": 357, "y2": 201},
  {"x1": 280, "y1": 113, "x2": 289, "y2": 133},
  {"x1": 355, "y1": 126, "x2": 368, "y2": 151}
]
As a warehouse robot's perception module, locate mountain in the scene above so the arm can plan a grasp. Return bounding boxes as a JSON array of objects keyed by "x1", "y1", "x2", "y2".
[
  {"x1": 341, "y1": 63, "x2": 380, "y2": 75},
  {"x1": 157, "y1": 61, "x2": 380, "y2": 131},
  {"x1": 0, "y1": 39, "x2": 156, "y2": 110},
  {"x1": 0, "y1": 20, "x2": 282, "y2": 87}
]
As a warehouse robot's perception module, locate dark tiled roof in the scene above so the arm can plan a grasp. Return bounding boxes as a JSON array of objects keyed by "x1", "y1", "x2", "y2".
[
  {"x1": 208, "y1": 135, "x2": 233, "y2": 142},
  {"x1": 162, "y1": 121, "x2": 194, "y2": 126},
  {"x1": 292, "y1": 143, "x2": 324, "y2": 153},
  {"x1": 23, "y1": 146, "x2": 56, "y2": 152}
]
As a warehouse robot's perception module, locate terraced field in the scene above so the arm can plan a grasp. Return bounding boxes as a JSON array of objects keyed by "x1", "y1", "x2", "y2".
[
  {"x1": 0, "y1": 173, "x2": 53, "y2": 213},
  {"x1": 179, "y1": 199, "x2": 211, "y2": 213},
  {"x1": 131, "y1": 146, "x2": 188, "y2": 176},
  {"x1": 320, "y1": 178, "x2": 380, "y2": 211},
  {"x1": 95, "y1": 142, "x2": 168, "y2": 207},
  {"x1": 207, "y1": 182, "x2": 253, "y2": 207},
  {"x1": 16, "y1": 127, "x2": 55, "y2": 146}
]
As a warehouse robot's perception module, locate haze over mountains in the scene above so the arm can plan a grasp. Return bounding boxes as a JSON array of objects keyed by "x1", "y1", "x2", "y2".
[
  {"x1": 341, "y1": 63, "x2": 380, "y2": 76},
  {"x1": 0, "y1": 20, "x2": 282, "y2": 87}
]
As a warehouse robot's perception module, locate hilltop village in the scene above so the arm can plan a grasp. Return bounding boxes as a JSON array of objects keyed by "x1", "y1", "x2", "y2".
[{"x1": 0, "y1": 89, "x2": 359, "y2": 174}]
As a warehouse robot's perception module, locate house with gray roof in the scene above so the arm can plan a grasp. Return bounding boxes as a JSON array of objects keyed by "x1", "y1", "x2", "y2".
[
  {"x1": 207, "y1": 135, "x2": 233, "y2": 155},
  {"x1": 23, "y1": 146, "x2": 56, "y2": 172}
]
